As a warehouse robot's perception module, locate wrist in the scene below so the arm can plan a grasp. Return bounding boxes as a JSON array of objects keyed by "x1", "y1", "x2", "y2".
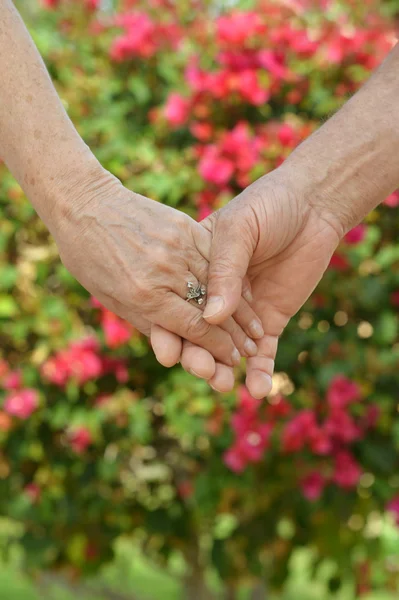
[{"x1": 38, "y1": 153, "x2": 118, "y2": 240}]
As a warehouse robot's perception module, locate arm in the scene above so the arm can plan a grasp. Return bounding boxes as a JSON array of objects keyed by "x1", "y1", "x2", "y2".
[
  {"x1": 203, "y1": 42, "x2": 399, "y2": 398},
  {"x1": 0, "y1": 0, "x2": 263, "y2": 378},
  {"x1": 285, "y1": 42, "x2": 399, "y2": 236},
  {"x1": 0, "y1": 0, "x2": 96, "y2": 230}
]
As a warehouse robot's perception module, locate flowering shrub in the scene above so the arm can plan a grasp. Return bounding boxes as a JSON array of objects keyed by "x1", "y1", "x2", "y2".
[{"x1": 1, "y1": 0, "x2": 398, "y2": 595}]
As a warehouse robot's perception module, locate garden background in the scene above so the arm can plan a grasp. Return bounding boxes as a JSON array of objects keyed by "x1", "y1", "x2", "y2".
[{"x1": 0, "y1": 0, "x2": 399, "y2": 598}]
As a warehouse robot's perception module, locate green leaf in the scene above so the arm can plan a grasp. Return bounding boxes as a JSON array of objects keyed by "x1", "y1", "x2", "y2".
[{"x1": 0, "y1": 295, "x2": 18, "y2": 318}]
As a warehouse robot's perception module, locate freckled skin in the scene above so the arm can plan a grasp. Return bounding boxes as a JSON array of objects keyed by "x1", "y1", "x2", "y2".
[{"x1": 0, "y1": 0, "x2": 263, "y2": 391}]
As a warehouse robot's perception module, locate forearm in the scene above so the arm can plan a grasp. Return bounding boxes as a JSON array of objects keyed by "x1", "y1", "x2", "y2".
[
  {"x1": 279, "y1": 42, "x2": 399, "y2": 235},
  {"x1": 0, "y1": 0, "x2": 103, "y2": 233}
]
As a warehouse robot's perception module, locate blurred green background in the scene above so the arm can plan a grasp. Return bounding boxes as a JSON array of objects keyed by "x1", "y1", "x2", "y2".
[{"x1": 1, "y1": 0, "x2": 399, "y2": 598}]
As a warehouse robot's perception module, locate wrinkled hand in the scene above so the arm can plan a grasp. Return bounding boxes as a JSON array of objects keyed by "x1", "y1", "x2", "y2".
[
  {"x1": 51, "y1": 167, "x2": 264, "y2": 377},
  {"x1": 198, "y1": 166, "x2": 342, "y2": 398}
]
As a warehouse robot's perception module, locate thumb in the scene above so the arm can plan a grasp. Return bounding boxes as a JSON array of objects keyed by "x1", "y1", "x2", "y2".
[{"x1": 202, "y1": 209, "x2": 254, "y2": 324}]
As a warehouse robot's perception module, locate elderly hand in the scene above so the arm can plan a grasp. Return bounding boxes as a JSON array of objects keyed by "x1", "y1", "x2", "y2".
[
  {"x1": 196, "y1": 166, "x2": 342, "y2": 398},
  {"x1": 50, "y1": 164, "x2": 264, "y2": 375}
]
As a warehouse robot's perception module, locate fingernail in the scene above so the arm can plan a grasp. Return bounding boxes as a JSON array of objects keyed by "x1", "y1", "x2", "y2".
[
  {"x1": 249, "y1": 320, "x2": 264, "y2": 339},
  {"x1": 243, "y1": 288, "x2": 253, "y2": 303},
  {"x1": 189, "y1": 368, "x2": 203, "y2": 378},
  {"x1": 203, "y1": 296, "x2": 225, "y2": 319},
  {"x1": 262, "y1": 373, "x2": 273, "y2": 394},
  {"x1": 244, "y1": 338, "x2": 258, "y2": 356},
  {"x1": 209, "y1": 383, "x2": 218, "y2": 392},
  {"x1": 232, "y1": 348, "x2": 241, "y2": 365}
]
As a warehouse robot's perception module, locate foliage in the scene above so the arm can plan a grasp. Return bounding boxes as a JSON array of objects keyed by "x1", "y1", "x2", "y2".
[{"x1": 0, "y1": 0, "x2": 399, "y2": 596}]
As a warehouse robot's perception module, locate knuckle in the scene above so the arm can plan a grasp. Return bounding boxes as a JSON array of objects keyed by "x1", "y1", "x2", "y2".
[
  {"x1": 151, "y1": 244, "x2": 171, "y2": 267},
  {"x1": 185, "y1": 312, "x2": 211, "y2": 340}
]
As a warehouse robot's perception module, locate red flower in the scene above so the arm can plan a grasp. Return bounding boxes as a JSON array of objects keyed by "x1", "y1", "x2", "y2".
[
  {"x1": 391, "y1": 290, "x2": 399, "y2": 308},
  {"x1": 333, "y1": 451, "x2": 362, "y2": 489},
  {"x1": 42, "y1": 0, "x2": 59, "y2": 8},
  {"x1": 199, "y1": 146, "x2": 234, "y2": 186},
  {"x1": 4, "y1": 389, "x2": 39, "y2": 419},
  {"x1": 281, "y1": 410, "x2": 315, "y2": 453},
  {"x1": 300, "y1": 472, "x2": 326, "y2": 501},
  {"x1": 277, "y1": 123, "x2": 297, "y2": 147},
  {"x1": 216, "y1": 11, "x2": 265, "y2": 46},
  {"x1": 2, "y1": 370, "x2": 22, "y2": 391},
  {"x1": 101, "y1": 311, "x2": 132, "y2": 349},
  {"x1": 265, "y1": 395, "x2": 291, "y2": 421},
  {"x1": 164, "y1": 93, "x2": 190, "y2": 126},
  {"x1": 69, "y1": 427, "x2": 92, "y2": 454},
  {"x1": 325, "y1": 410, "x2": 362, "y2": 443},
  {"x1": 387, "y1": 495, "x2": 399, "y2": 526},
  {"x1": 327, "y1": 375, "x2": 361, "y2": 410},
  {"x1": 344, "y1": 224, "x2": 367, "y2": 245},
  {"x1": 329, "y1": 252, "x2": 350, "y2": 271},
  {"x1": 224, "y1": 446, "x2": 246, "y2": 473},
  {"x1": 25, "y1": 483, "x2": 41, "y2": 503},
  {"x1": 384, "y1": 191, "x2": 399, "y2": 207}
]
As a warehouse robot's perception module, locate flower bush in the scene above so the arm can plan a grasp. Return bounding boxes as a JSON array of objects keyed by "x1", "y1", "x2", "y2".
[{"x1": 0, "y1": 0, "x2": 399, "y2": 595}]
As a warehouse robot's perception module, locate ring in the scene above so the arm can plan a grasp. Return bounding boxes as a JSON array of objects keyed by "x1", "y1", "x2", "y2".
[{"x1": 186, "y1": 281, "x2": 207, "y2": 305}]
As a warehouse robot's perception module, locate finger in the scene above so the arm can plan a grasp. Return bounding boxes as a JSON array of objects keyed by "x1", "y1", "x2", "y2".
[
  {"x1": 233, "y1": 298, "x2": 264, "y2": 340},
  {"x1": 151, "y1": 324, "x2": 182, "y2": 368},
  {"x1": 154, "y1": 292, "x2": 241, "y2": 367},
  {"x1": 172, "y1": 270, "x2": 257, "y2": 358},
  {"x1": 208, "y1": 363, "x2": 235, "y2": 393},
  {"x1": 200, "y1": 207, "x2": 256, "y2": 324},
  {"x1": 245, "y1": 334, "x2": 278, "y2": 399},
  {"x1": 183, "y1": 262, "x2": 261, "y2": 357},
  {"x1": 180, "y1": 340, "x2": 216, "y2": 380},
  {"x1": 242, "y1": 276, "x2": 253, "y2": 303}
]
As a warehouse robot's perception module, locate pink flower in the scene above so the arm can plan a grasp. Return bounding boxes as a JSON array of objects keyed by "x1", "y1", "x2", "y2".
[
  {"x1": 277, "y1": 123, "x2": 296, "y2": 147},
  {"x1": 4, "y1": 389, "x2": 39, "y2": 419},
  {"x1": 164, "y1": 93, "x2": 190, "y2": 126},
  {"x1": 217, "y1": 11, "x2": 265, "y2": 46},
  {"x1": 224, "y1": 446, "x2": 246, "y2": 473},
  {"x1": 333, "y1": 451, "x2": 362, "y2": 489},
  {"x1": 309, "y1": 426, "x2": 332, "y2": 455},
  {"x1": 25, "y1": 483, "x2": 41, "y2": 503},
  {"x1": 387, "y1": 495, "x2": 399, "y2": 526},
  {"x1": 265, "y1": 395, "x2": 291, "y2": 421},
  {"x1": 301, "y1": 472, "x2": 326, "y2": 501},
  {"x1": 329, "y1": 252, "x2": 350, "y2": 271},
  {"x1": 102, "y1": 311, "x2": 132, "y2": 348},
  {"x1": 199, "y1": 146, "x2": 234, "y2": 186},
  {"x1": 237, "y1": 70, "x2": 269, "y2": 105},
  {"x1": 42, "y1": 0, "x2": 59, "y2": 8},
  {"x1": 41, "y1": 337, "x2": 103, "y2": 386},
  {"x1": 327, "y1": 375, "x2": 361, "y2": 410},
  {"x1": 325, "y1": 409, "x2": 362, "y2": 443},
  {"x1": 69, "y1": 427, "x2": 92, "y2": 454},
  {"x1": 344, "y1": 224, "x2": 367, "y2": 245},
  {"x1": 281, "y1": 410, "x2": 315, "y2": 453},
  {"x1": 197, "y1": 204, "x2": 213, "y2": 221},
  {"x1": 85, "y1": 0, "x2": 99, "y2": 9},
  {"x1": 258, "y1": 50, "x2": 289, "y2": 80},
  {"x1": 384, "y1": 191, "x2": 399, "y2": 207},
  {"x1": 2, "y1": 370, "x2": 22, "y2": 391},
  {"x1": 190, "y1": 122, "x2": 213, "y2": 141}
]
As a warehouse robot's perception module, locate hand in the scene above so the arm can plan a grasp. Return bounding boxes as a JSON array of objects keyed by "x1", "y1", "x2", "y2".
[
  {"x1": 199, "y1": 166, "x2": 342, "y2": 398},
  {"x1": 51, "y1": 166, "x2": 264, "y2": 372}
]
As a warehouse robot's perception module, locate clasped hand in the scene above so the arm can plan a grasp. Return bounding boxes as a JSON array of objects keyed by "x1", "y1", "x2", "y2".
[{"x1": 52, "y1": 165, "x2": 340, "y2": 398}]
